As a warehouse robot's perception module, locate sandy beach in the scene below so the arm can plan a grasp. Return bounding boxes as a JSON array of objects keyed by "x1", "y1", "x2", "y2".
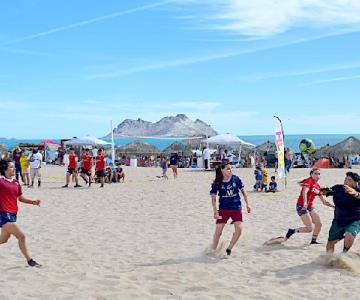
[{"x1": 1, "y1": 165, "x2": 360, "y2": 299}]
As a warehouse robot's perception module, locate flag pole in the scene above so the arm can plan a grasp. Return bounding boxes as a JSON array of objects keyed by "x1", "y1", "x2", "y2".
[{"x1": 274, "y1": 116, "x2": 287, "y2": 189}]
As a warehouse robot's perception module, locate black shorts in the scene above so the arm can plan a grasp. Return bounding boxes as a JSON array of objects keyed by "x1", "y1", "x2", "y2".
[
  {"x1": 80, "y1": 168, "x2": 91, "y2": 176},
  {"x1": 67, "y1": 168, "x2": 77, "y2": 175},
  {"x1": 96, "y1": 170, "x2": 105, "y2": 177}
]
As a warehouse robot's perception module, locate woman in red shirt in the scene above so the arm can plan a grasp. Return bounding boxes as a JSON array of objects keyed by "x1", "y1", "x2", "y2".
[
  {"x1": 285, "y1": 168, "x2": 334, "y2": 244},
  {"x1": 0, "y1": 159, "x2": 41, "y2": 267}
]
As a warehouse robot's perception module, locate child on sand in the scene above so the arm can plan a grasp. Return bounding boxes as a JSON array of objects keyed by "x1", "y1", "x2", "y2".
[
  {"x1": 210, "y1": 162, "x2": 251, "y2": 256},
  {"x1": 267, "y1": 176, "x2": 278, "y2": 193},
  {"x1": 161, "y1": 157, "x2": 168, "y2": 179}
]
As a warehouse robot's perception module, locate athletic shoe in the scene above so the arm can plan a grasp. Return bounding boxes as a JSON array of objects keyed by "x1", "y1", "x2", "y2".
[
  {"x1": 28, "y1": 259, "x2": 41, "y2": 268},
  {"x1": 286, "y1": 228, "x2": 296, "y2": 239},
  {"x1": 62, "y1": 184, "x2": 68, "y2": 188},
  {"x1": 74, "y1": 184, "x2": 82, "y2": 188},
  {"x1": 226, "y1": 249, "x2": 232, "y2": 256},
  {"x1": 310, "y1": 240, "x2": 322, "y2": 245}
]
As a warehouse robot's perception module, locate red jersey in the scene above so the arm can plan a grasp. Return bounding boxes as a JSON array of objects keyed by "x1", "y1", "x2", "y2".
[
  {"x1": 297, "y1": 177, "x2": 321, "y2": 209},
  {"x1": 96, "y1": 155, "x2": 105, "y2": 171},
  {"x1": 82, "y1": 154, "x2": 93, "y2": 171},
  {"x1": 68, "y1": 153, "x2": 77, "y2": 169},
  {"x1": 0, "y1": 177, "x2": 22, "y2": 214}
]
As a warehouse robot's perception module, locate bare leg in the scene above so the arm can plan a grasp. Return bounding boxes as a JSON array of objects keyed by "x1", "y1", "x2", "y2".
[
  {"x1": 344, "y1": 232, "x2": 355, "y2": 252},
  {"x1": 298, "y1": 214, "x2": 313, "y2": 233},
  {"x1": 310, "y1": 210, "x2": 322, "y2": 242},
  {"x1": 3, "y1": 223, "x2": 31, "y2": 261},
  {"x1": 0, "y1": 227, "x2": 11, "y2": 244},
  {"x1": 212, "y1": 223, "x2": 226, "y2": 250},
  {"x1": 326, "y1": 240, "x2": 338, "y2": 253},
  {"x1": 227, "y1": 222, "x2": 243, "y2": 250}
]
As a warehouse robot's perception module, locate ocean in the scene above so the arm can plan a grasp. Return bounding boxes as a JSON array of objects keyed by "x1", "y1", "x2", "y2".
[{"x1": 1, "y1": 134, "x2": 360, "y2": 152}]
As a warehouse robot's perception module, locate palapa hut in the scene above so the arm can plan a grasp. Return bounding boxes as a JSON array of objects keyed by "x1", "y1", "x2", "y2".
[
  {"x1": 162, "y1": 139, "x2": 201, "y2": 157},
  {"x1": 255, "y1": 141, "x2": 276, "y2": 155},
  {"x1": 116, "y1": 140, "x2": 160, "y2": 157},
  {"x1": 313, "y1": 144, "x2": 331, "y2": 159},
  {"x1": 323, "y1": 136, "x2": 360, "y2": 160}
]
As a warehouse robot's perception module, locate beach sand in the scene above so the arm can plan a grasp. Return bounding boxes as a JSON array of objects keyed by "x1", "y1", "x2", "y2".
[{"x1": 1, "y1": 166, "x2": 360, "y2": 299}]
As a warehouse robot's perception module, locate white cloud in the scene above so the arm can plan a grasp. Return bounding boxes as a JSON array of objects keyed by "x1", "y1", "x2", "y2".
[
  {"x1": 1, "y1": 0, "x2": 175, "y2": 46},
  {"x1": 301, "y1": 74, "x2": 360, "y2": 86},
  {"x1": 239, "y1": 61, "x2": 360, "y2": 81},
  {"x1": 175, "y1": 0, "x2": 360, "y2": 37},
  {"x1": 86, "y1": 31, "x2": 349, "y2": 79}
]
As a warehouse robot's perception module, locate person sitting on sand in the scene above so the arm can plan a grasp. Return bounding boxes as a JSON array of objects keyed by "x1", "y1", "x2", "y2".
[
  {"x1": 210, "y1": 162, "x2": 251, "y2": 256},
  {"x1": 321, "y1": 172, "x2": 360, "y2": 253},
  {"x1": 0, "y1": 159, "x2": 41, "y2": 267},
  {"x1": 267, "y1": 176, "x2": 278, "y2": 193},
  {"x1": 285, "y1": 168, "x2": 334, "y2": 244},
  {"x1": 261, "y1": 166, "x2": 268, "y2": 192}
]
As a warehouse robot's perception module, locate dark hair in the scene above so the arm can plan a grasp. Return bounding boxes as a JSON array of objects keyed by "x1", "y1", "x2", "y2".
[
  {"x1": 0, "y1": 159, "x2": 12, "y2": 176},
  {"x1": 213, "y1": 162, "x2": 229, "y2": 188},
  {"x1": 346, "y1": 172, "x2": 360, "y2": 183},
  {"x1": 271, "y1": 176, "x2": 275, "y2": 180}
]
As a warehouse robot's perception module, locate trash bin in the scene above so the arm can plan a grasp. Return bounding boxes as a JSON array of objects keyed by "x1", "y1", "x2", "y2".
[{"x1": 130, "y1": 158, "x2": 137, "y2": 167}]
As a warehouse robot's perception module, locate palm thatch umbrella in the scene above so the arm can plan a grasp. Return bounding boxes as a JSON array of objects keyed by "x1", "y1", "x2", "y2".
[
  {"x1": 162, "y1": 141, "x2": 194, "y2": 156},
  {"x1": 324, "y1": 136, "x2": 360, "y2": 159},
  {"x1": 116, "y1": 140, "x2": 160, "y2": 156},
  {"x1": 312, "y1": 144, "x2": 331, "y2": 159},
  {"x1": 255, "y1": 141, "x2": 276, "y2": 155}
]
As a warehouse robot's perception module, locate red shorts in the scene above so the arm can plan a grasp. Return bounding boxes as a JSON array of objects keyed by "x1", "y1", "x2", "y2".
[{"x1": 216, "y1": 209, "x2": 243, "y2": 224}]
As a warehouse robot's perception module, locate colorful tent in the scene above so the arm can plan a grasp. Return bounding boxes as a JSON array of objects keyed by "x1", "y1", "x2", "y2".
[
  {"x1": 39, "y1": 140, "x2": 60, "y2": 146},
  {"x1": 313, "y1": 158, "x2": 336, "y2": 169}
]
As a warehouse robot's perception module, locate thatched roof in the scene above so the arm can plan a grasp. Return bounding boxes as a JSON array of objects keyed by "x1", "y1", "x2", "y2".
[
  {"x1": 116, "y1": 140, "x2": 160, "y2": 155},
  {"x1": 313, "y1": 144, "x2": 331, "y2": 159},
  {"x1": 324, "y1": 136, "x2": 360, "y2": 158},
  {"x1": 255, "y1": 141, "x2": 276, "y2": 154},
  {"x1": 162, "y1": 141, "x2": 193, "y2": 156}
]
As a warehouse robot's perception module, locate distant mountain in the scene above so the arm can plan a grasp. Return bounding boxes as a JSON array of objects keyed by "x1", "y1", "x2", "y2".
[{"x1": 106, "y1": 114, "x2": 218, "y2": 138}]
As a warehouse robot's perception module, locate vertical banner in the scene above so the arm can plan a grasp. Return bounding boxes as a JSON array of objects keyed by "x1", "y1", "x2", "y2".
[{"x1": 274, "y1": 116, "x2": 286, "y2": 182}]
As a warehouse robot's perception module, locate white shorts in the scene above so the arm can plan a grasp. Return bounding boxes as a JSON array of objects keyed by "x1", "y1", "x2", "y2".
[{"x1": 30, "y1": 168, "x2": 41, "y2": 180}]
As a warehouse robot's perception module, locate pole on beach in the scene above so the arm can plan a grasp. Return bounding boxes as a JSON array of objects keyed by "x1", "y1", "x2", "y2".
[
  {"x1": 274, "y1": 116, "x2": 287, "y2": 189},
  {"x1": 110, "y1": 120, "x2": 115, "y2": 164}
]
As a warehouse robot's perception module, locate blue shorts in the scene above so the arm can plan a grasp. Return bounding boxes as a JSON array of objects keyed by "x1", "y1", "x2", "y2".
[
  {"x1": 0, "y1": 212, "x2": 17, "y2": 228},
  {"x1": 296, "y1": 204, "x2": 314, "y2": 216}
]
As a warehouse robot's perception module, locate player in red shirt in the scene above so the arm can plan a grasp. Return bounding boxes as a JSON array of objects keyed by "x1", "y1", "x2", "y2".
[
  {"x1": 62, "y1": 148, "x2": 81, "y2": 188},
  {"x1": 0, "y1": 159, "x2": 41, "y2": 267},
  {"x1": 285, "y1": 168, "x2": 334, "y2": 244},
  {"x1": 95, "y1": 148, "x2": 106, "y2": 188},
  {"x1": 79, "y1": 148, "x2": 93, "y2": 187}
]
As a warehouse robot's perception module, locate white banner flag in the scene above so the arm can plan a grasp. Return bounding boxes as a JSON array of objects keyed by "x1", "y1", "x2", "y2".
[{"x1": 274, "y1": 116, "x2": 286, "y2": 179}]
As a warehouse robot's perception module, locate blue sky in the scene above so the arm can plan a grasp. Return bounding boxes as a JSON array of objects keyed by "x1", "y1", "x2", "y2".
[{"x1": 1, "y1": 0, "x2": 360, "y2": 138}]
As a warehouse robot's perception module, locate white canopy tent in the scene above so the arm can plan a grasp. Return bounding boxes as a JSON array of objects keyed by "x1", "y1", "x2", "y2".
[
  {"x1": 64, "y1": 136, "x2": 112, "y2": 147},
  {"x1": 203, "y1": 133, "x2": 255, "y2": 166}
]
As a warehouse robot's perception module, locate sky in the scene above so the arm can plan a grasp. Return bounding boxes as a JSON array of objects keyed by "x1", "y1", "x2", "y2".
[{"x1": 1, "y1": 0, "x2": 360, "y2": 138}]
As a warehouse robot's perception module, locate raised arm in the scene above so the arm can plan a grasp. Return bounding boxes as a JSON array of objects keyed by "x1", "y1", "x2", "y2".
[{"x1": 345, "y1": 185, "x2": 360, "y2": 200}]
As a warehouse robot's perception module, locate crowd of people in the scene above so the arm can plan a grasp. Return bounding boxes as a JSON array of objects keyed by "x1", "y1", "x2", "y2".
[{"x1": 1, "y1": 143, "x2": 360, "y2": 268}]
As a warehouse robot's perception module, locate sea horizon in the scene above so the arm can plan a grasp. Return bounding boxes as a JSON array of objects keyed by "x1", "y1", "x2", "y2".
[{"x1": 1, "y1": 133, "x2": 360, "y2": 152}]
